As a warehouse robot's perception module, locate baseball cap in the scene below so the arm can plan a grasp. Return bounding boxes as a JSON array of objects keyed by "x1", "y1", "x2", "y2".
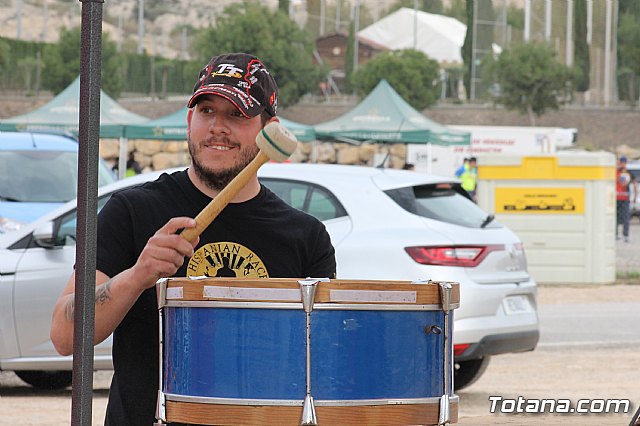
[
  {"x1": 620, "y1": 156, "x2": 628, "y2": 163},
  {"x1": 187, "y1": 53, "x2": 278, "y2": 118}
]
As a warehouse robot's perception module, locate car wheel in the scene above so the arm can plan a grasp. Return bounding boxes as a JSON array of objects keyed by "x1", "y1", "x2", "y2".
[
  {"x1": 454, "y1": 357, "x2": 490, "y2": 391},
  {"x1": 14, "y1": 370, "x2": 73, "y2": 390}
]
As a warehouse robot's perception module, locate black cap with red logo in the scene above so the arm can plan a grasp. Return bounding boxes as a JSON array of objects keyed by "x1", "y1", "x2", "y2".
[{"x1": 187, "y1": 53, "x2": 278, "y2": 118}]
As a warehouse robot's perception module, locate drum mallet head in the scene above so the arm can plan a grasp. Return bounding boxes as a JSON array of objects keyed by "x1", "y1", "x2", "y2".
[{"x1": 256, "y1": 121, "x2": 299, "y2": 162}]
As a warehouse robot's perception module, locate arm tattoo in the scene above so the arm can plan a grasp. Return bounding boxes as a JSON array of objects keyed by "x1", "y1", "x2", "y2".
[
  {"x1": 95, "y1": 280, "x2": 113, "y2": 306},
  {"x1": 63, "y1": 280, "x2": 113, "y2": 322}
]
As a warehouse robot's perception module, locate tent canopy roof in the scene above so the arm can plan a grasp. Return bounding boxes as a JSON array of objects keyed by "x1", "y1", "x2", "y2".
[
  {"x1": 0, "y1": 77, "x2": 148, "y2": 138},
  {"x1": 314, "y1": 79, "x2": 469, "y2": 145},
  {"x1": 357, "y1": 7, "x2": 466, "y2": 66},
  {"x1": 124, "y1": 106, "x2": 317, "y2": 142}
]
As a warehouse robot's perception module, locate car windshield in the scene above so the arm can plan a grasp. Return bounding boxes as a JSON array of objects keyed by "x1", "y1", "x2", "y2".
[
  {"x1": 0, "y1": 150, "x2": 113, "y2": 203},
  {"x1": 384, "y1": 183, "x2": 500, "y2": 228}
]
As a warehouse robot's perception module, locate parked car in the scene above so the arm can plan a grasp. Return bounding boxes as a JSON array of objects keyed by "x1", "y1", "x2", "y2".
[
  {"x1": 0, "y1": 131, "x2": 116, "y2": 234},
  {"x1": 0, "y1": 164, "x2": 539, "y2": 390}
]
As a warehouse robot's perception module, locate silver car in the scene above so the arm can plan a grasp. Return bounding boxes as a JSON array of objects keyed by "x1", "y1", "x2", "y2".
[{"x1": 0, "y1": 164, "x2": 538, "y2": 390}]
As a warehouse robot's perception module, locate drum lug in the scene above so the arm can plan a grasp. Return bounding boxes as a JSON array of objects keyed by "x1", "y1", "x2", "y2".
[
  {"x1": 300, "y1": 394, "x2": 318, "y2": 426},
  {"x1": 298, "y1": 279, "x2": 322, "y2": 313},
  {"x1": 155, "y1": 390, "x2": 166, "y2": 423},
  {"x1": 156, "y1": 278, "x2": 169, "y2": 309},
  {"x1": 438, "y1": 394, "x2": 451, "y2": 424},
  {"x1": 438, "y1": 282, "x2": 453, "y2": 313}
]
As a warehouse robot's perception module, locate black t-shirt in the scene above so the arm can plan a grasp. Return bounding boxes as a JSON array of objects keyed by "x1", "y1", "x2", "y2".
[{"x1": 97, "y1": 170, "x2": 336, "y2": 426}]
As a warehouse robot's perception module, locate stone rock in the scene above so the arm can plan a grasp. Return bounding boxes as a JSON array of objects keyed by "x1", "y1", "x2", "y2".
[
  {"x1": 336, "y1": 146, "x2": 361, "y2": 165},
  {"x1": 135, "y1": 140, "x2": 164, "y2": 156},
  {"x1": 389, "y1": 143, "x2": 407, "y2": 157},
  {"x1": 358, "y1": 143, "x2": 378, "y2": 162},
  {"x1": 316, "y1": 143, "x2": 336, "y2": 163},
  {"x1": 99, "y1": 139, "x2": 120, "y2": 160},
  {"x1": 152, "y1": 152, "x2": 190, "y2": 170}
]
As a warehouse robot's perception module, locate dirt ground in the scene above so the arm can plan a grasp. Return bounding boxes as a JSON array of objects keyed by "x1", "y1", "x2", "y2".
[{"x1": 0, "y1": 284, "x2": 638, "y2": 425}]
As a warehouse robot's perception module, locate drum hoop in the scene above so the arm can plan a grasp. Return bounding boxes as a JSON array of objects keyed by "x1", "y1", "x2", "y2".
[
  {"x1": 163, "y1": 300, "x2": 460, "y2": 311},
  {"x1": 163, "y1": 393, "x2": 457, "y2": 407}
]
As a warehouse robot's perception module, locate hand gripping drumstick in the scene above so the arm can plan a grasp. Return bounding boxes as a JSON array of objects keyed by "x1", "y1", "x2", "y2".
[{"x1": 180, "y1": 121, "x2": 298, "y2": 243}]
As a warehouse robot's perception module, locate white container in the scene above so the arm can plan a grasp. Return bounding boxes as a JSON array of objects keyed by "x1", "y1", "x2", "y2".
[{"x1": 476, "y1": 151, "x2": 616, "y2": 284}]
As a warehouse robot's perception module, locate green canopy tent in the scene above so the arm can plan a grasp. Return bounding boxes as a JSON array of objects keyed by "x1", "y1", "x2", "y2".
[
  {"x1": 279, "y1": 117, "x2": 316, "y2": 142},
  {"x1": 121, "y1": 106, "x2": 317, "y2": 174},
  {"x1": 124, "y1": 106, "x2": 316, "y2": 142},
  {"x1": 0, "y1": 76, "x2": 148, "y2": 138},
  {"x1": 314, "y1": 79, "x2": 469, "y2": 170}
]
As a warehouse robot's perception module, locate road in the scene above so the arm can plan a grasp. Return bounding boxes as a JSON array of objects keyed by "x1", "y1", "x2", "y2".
[
  {"x1": 1, "y1": 284, "x2": 639, "y2": 425},
  {"x1": 539, "y1": 302, "x2": 640, "y2": 348},
  {"x1": 456, "y1": 284, "x2": 640, "y2": 425}
]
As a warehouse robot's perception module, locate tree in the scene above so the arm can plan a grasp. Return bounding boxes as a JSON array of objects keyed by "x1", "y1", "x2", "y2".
[
  {"x1": 573, "y1": 0, "x2": 590, "y2": 94},
  {"x1": 617, "y1": 2, "x2": 640, "y2": 104},
  {"x1": 278, "y1": 0, "x2": 290, "y2": 14},
  {"x1": 461, "y1": 0, "x2": 473, "y2": 98},
  {"x1": 617, "y1": 13, "x2": 640, "y2": 104},
  {"x1": 487, "y1": 43, "x2": 574, "y2": 125},
  {"x1": 193, "y1": 1, "x2": 323, "y2": 108},
  {"x1": 41, "y1": 27, "x2": 124, "y2": 97},
  {"x1": 351, "y1": 49, "x2": 440, "y2": 110},
  {"x1": 343, "y1": 19, "x2": 355, "y2": 93}
]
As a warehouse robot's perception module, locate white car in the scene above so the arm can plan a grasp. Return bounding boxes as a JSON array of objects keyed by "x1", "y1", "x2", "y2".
[{"x1": 0, "y1": 163, "x2": 538, "y2": 390}]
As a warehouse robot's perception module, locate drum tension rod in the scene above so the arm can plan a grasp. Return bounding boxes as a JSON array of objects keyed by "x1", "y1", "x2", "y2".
[{"x1": 299, "y1": 279, "x2": 322, "y2": 426}]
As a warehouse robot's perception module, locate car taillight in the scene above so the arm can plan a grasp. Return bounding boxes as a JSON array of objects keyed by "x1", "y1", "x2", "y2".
[
  {"x1": 454, "y1": 343, "x2": 471, "y2": 356},
  {"x1": 404, "y1": 245, "x2": 504, "y2": 267}
]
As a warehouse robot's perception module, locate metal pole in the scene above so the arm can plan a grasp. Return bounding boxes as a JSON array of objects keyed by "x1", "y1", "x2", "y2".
[
  {"x1": 137, "y1": 0, "x2": 144, "y2": 54},
  {"x1": 74, "y1": 0, "x2": 103, "y2": 425},
  {"x1": 16, "y1": 0, "x2": 22, "y2": 40},
  {"x1": 470, "y1": 0, "x2": 478, "y2": 100},
  {"x1": 566, "y1": 0, "x2": 573, "y2": 66},
  {"x1": 544, "y1": 0, "x2": 552, "y2": 42},
  {"x1": 604, "y1": 0, "x2": 612, "y2": 107},
  {"x1": 524, "y1": 0, "x2": 531, "y2": 42},
  {"x1": 413, "y1": 0, "x2": 418, "y2": 49},
  {"x1": 586, "y1": 0, "x2": 593, "y2": 45},
  {"x1": 612, "y1": 0, "x2": 619, "y2": 104},
  {"x1": 353, "y1": 0, "x2": 360, "y2": 72},
  {"x1": 320, "y1": 0, "x2": 325, "y2": 36}
]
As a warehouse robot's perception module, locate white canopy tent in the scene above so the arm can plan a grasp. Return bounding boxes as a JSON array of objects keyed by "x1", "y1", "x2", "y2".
[{"x1": 357, "y1": 7, "x2": 467, "y2": 66}]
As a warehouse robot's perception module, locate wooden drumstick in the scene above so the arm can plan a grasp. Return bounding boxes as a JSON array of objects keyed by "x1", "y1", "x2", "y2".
[{"x1": 180, "y1": 121, "x2": 298, "y2": 243}]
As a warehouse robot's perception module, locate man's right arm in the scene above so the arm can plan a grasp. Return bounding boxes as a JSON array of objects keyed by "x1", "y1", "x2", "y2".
[{"x1": 50, "y1": 217, "x2": 199, "y2": 356}]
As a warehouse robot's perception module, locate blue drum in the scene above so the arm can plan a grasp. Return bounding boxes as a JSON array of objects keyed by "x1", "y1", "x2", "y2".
[{"x1": 155, "y1": 278, "x2": 459, "y2": 426}]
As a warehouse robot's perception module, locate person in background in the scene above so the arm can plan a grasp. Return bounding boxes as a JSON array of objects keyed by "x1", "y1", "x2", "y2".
[
  {"x1": 616, "y1": 155, "x2": 637, "y2": 242},
  {"x1": 455, "y1": 157, "x2": 477, "y2": 202},
  {"x1": 125, "y1": 151, "x2": 143, "y2": 177},
  {"x1": 402, "y1": 163, "x2": 415, "y2": 171}
]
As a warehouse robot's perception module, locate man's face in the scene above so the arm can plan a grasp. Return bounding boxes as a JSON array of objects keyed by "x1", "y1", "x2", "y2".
[{"x1": 186, "y1": 95, "x2": 263, "y2": 191}]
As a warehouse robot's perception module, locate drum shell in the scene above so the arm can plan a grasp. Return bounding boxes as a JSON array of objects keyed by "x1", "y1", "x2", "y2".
[{"x1": 163, "y1": 306, "x2": 452, "y2": 400}]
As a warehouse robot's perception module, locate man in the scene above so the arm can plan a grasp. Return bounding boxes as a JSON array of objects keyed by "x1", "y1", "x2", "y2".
[
  {"x1": 455, "y1": 157, "x2": 477, "y2": 201},
  {"x1": 50, "y1": 53, "x2": 336, "y2": 425},
  {"x1": 616, "y1": 155, "x2": 637, "y2": 242}
]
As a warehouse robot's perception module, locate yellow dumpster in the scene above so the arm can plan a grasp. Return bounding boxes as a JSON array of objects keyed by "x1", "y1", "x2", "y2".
[{"x1": 476, "y1": 151, "x2": 616, "y2": 284}]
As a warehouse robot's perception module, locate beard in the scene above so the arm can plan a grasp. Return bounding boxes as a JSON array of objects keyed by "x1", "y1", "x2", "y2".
[{"x1": 188, "y1": 136, "x2": 260, "y2": 192}]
